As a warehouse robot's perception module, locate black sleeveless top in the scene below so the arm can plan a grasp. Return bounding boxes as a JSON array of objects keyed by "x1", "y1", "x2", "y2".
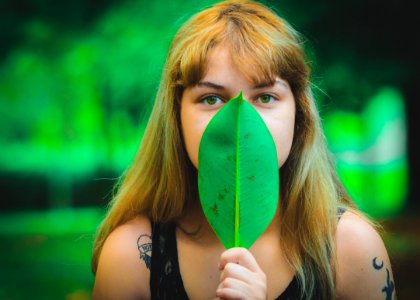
[{"x1": 149, "y1": 209, "x2": 345, "y2": 299}]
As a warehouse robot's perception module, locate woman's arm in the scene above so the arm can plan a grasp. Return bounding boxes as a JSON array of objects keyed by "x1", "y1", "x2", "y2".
[
  {"x1": 92, "y1": 216, "x2": 152, "y2": 300},
  {"x1": 336, "y1": 211, "x2": 396, "y2": 300}
]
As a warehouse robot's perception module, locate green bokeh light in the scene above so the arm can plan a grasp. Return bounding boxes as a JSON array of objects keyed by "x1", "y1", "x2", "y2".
[{"x1": 324, "y1": 87, "x2": 408, "y2": 218}]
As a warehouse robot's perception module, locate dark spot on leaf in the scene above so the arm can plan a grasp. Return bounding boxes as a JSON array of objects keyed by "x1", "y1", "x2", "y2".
[
  {"x1": 212, "y1": 203, "x2": 219, "y2": 215},
  {"x1": 248, "y1": 176, "x2": 255, "y2": 181},
  {"x1": 218, "y1": 193, "x2": 225, "y2": 200},
  {"x1": 224, "y1": 187, "x2": 228, "y2": 194},
  {"x1": 227, "y1": 155, "x2": 235, "y2": 162},
  {"x1": 244, "y1": 133, "x2": 251, "y2": 139}
]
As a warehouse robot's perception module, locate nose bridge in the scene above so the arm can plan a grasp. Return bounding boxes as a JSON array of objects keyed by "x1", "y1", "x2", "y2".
[
  {"x1": 242, "y1": 92, "x2": 252, "y2": 103},
  {"x1": 229, "y1": 86, "x2": 252, "y2": 103},
  {"x1": 239, "y1": 90, "x2": 255, "y2": 104}
]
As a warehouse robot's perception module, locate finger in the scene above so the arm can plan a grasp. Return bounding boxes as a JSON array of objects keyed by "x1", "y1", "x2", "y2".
[
  {"x1": 218, "y1": 277, "x2": 248, "y2": 290},
  {"x1": 219, "y1": 262, "x2": 253, "y2": 284},
  {"x1": 216, "y1": 288, "x2": 244, "y2": 300},
  {"x1": 216, "y1": 278, "x2": 248, "y2": 299},
  {"x1": 219, "y1": 247, "x2": 261, "y2": 273}
]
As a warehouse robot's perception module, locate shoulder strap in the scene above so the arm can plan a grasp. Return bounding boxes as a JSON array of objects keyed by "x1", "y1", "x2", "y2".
[{"x1": 150, "y1": 222, "x2": 189, "y2": 300}]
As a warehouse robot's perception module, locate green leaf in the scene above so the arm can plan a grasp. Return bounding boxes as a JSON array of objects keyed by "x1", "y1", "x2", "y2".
[{"x1": 198, "y1": 92, "x2": 279, "y2": 249}]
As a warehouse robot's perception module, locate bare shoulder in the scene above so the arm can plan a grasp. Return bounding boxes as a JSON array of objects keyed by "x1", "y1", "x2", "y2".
[
  {"x1": 93, "y1": 215, "x2": 152, "y2": 300},
  {"x1": 336, "y1": 211, "x2": 396, "y2": 300}
]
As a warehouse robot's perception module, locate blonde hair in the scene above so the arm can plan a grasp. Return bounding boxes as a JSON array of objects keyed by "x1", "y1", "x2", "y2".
[{"x1": 92, "y1": 1, "x2": 358, "y2": 298}]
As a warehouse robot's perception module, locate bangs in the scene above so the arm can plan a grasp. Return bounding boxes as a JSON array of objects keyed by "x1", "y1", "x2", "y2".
[{"x1": 175, "y1": 2, "x2": 309, "y2": 93}]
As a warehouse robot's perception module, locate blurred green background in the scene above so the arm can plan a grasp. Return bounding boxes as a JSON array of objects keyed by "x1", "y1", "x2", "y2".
[{"x1": 0, "y1": 0, "x2": 419, "y2": 299}]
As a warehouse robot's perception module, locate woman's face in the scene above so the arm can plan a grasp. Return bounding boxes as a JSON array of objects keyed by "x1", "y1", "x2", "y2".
[{"x1": 180, "y1": 45, "x2": 296, "y2": 169}]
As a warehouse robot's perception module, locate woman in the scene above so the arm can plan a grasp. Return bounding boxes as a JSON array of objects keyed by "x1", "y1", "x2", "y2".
[{"x1": 92, "y1": 1, "x2": 395, "y2": 299}]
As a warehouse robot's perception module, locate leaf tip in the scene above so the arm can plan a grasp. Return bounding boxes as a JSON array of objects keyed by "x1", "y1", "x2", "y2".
[{"x1": 238, "y1": 91, "x2": 244, "y2": 102}]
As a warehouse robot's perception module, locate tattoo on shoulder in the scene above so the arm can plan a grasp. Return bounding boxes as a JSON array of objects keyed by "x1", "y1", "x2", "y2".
[
  {"x1": 137, "y1": 234, "x2": 152, "y2": 270},
  {"x1": 372, "y1": 256, "x2": 395, "y2": 300}
]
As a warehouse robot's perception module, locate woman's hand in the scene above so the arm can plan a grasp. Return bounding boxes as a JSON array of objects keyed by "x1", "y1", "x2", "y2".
[{"x1": 216, "y1": 247, "x2": 267, "y2": 300}]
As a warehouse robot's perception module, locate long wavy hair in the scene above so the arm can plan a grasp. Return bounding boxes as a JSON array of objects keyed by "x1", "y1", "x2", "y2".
[{"x1": 92, "y1": 1, "x2": 358, "y2": 298}]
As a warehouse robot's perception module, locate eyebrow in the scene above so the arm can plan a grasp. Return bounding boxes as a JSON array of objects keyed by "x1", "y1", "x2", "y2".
[
  {"x1": 196, "y1": 79, "x2": 287, "y2": 90},
  {"x1": 197, "y1": 81, "x2": 226, "y2": 90},
  {"x1": 253, "y1": 80, "x2": 287, "y2": 89}
]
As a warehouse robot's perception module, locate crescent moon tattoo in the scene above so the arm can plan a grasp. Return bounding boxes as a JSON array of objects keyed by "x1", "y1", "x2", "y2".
[{"x1": 372, "y1": 256, "x2": 384, "y2": 270}]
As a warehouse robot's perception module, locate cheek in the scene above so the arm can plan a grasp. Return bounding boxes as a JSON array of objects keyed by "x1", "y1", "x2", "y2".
[
  {"x1": 262, "y1": 114, "x2": 295, "y2": 169},
  {"x1": 181, "y1": 107, "x2": 213, "y2": 169}
]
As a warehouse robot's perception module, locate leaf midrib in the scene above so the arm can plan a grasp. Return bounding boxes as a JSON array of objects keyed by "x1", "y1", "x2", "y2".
[{"x1": 234, "y1": 95, "x2": 241, "y2": 247}]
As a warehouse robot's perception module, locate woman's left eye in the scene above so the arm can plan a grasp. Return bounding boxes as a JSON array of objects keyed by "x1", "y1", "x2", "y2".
[
  {"x1": 200, "y1": 95, "x2": 223, "y2": 106},
  {"x1": 256, "y1": 94, "x2": 276, "y2": 104}
]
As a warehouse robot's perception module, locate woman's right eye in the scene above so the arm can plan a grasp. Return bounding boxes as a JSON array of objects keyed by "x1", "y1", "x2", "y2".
[{"x1": 200, "y1": 95, "x2": 223, "y2": 106}]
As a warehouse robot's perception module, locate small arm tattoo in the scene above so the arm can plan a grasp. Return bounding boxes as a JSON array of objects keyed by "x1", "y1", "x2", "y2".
[
  {"x1": 137, "y1": 234, "x2": 152, "y2": 270},
  {"x1": 382, "y1": 268, "x2": 395, "y2": 300},
  {"x1": 372, "y1": 257, "x2": 384, "y2": 270},
  {"x1": 372, "y1": 256, "x2": 395, "y2": 300}
]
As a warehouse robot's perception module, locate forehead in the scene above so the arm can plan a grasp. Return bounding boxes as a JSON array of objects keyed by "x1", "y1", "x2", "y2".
[{"x1": 197, "y1": 42, "x2": 277, "y2": 87}]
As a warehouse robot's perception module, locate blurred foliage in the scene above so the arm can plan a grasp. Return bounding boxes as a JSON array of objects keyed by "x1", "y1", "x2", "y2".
[
  {"x1": 0, "y1": 0, "x2": 190, "y2": 176},
  {"x1": 0, "y1": 0, "x2": 218, "y2": 209},
  {"x1": 0, "y1": 208, "x2": 103, "y2": 299}
]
